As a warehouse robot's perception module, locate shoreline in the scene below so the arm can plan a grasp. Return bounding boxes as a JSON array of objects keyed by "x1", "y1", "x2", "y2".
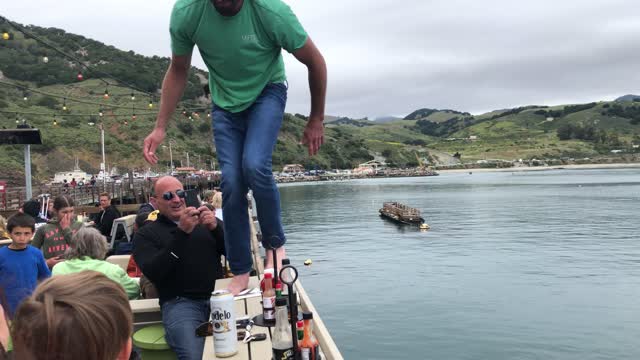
[{"x1": 436, "y1": 162, "x2": 640, "y2": 174}]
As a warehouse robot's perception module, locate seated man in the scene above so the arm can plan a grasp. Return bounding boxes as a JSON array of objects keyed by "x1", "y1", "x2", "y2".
[
  {"x1": 133, "y1": 176, "x2": 225, "y2": 359},
  {"x1": 92, "y1": 192, "x2": 121, "y2": 241},
  {"x1": 138, "y1": 188, "x2": 158, "y2": 215}
]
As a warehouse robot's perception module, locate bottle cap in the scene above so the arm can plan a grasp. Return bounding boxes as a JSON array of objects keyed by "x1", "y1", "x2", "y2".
[
  {"x1": 302, "y1": 311, "x2": 313, "y2": 320},
  {"x1": 282, "y1": 258, "x2": 291, "y2": 265},
  {"x1": 264, "y1": 272, "x2": 273, "y2": 279},
  {"x1": 276, "y1": 282, "x2": 282, "y2": 290},
  {"x1": 276, "y1": 297, "x2": 287, "y2": 307},
  {"x1": 296, "y1": 320, "x2": 304, "y2": 327}
]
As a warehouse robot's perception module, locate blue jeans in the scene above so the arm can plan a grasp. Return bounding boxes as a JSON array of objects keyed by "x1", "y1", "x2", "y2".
[
  {"x1": 212, "y1": 82, "x2": 287, "y2": 274},
  {"x1": 161, "y1": 297, "x2": 210, "y2": 360}
]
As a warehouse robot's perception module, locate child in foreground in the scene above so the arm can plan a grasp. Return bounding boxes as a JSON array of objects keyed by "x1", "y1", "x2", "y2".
[
  {"x1": 0, "y1": 213, "x2": 50, "y2": 317},
  {"x1": 11, "y1": 271, "x2": 133, "y2": 360}
]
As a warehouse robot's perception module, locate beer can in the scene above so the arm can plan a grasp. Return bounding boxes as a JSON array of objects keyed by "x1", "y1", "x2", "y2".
[{"x1": 210, "y1": 290, "x2": 238, "y2": 358}]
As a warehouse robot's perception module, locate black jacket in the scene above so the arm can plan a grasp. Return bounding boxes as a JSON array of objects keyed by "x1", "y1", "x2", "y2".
[
  {"x1": 137, "y1": 202, "x2": 156, "y2": 215},
  {"x1": 132, "y1": 213, "x2": 226, "y2": 303},
  {"x1": 93, "y1": 205, "x2": 121, "y2": 239}
]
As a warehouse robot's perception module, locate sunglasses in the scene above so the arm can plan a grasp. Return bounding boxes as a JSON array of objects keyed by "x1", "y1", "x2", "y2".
[{"x1": 162, "y1": 189, "x2": 186, "y2": 201}]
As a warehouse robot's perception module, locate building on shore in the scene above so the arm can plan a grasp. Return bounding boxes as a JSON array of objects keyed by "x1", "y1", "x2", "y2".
[{"x1": 282, "y1": 164, "x2": 304, "y2": 174}]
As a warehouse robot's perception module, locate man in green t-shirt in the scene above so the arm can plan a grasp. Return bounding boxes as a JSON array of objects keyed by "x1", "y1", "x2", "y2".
[{"x1": 143, "y1": 0, "x2": 326, "y2": 298}]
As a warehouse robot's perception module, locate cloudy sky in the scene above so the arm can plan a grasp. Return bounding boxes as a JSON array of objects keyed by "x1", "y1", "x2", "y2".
[{"x1": 4, "y1": 0, "x2": 640, "y2": 118}]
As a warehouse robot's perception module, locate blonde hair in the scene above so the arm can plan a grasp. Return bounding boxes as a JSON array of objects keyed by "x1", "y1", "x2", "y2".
[
  {"x1": 211, "y1": 191, "x2": 223, "y2": 209},
  {"x1": 12, "y1": 271, "x2": 133, "y2": 360},
  {"x1": 0, "y1": 215, "x2": 8, "y2": 239},
  {"x1": 66, "y1": 227, "x2": 108, "y2": 260}
]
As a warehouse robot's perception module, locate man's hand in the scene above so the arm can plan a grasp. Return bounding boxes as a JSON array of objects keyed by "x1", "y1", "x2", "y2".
[
  {"x1": 301, "y1": 116, "x2": 324, "y2": 156},
  {"x1": 59, "y1": 213, "x2": 72, "y2": 230},
  {"x1": 143, "y1": 127, "x2": 166, "y2": 164},
  {"x1": 178, "y1": 207, "x2": 200, "y2": 234},
  {"x1": 46, "y1": 256, "x2": 64, "y2": 269},
  {"x1": 198, "y1": 206, "x2": 218, "y2": 231}
]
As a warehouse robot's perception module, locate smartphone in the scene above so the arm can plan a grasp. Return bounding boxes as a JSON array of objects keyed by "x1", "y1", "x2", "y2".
[{"x1": 184, "y1": 189, "x2": 201, "y2": 208}]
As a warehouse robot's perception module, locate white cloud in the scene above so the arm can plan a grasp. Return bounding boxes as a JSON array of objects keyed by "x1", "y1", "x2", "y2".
[{"x1": 3, "y1": 0, "x2": 640, "y2": 118}]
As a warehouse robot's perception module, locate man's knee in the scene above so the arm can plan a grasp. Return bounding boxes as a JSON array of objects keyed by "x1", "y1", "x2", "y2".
[
  {"x1": 242, "y1": 160, "x2": 271, "y2": 184},
  {"x1": 221, "y1": 169, "x2": 246, "y2": 197},
  {"x1": 162, "y1": 300, "x2": 207, "y2": 359}
]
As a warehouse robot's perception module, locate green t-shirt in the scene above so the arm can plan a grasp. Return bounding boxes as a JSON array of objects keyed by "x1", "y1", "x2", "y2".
[{"x1": 170, "y1": 0, "x2": 308, "y2": 112}]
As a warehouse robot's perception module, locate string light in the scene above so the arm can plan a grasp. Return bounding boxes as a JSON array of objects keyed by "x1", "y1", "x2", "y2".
[
  {"x1": 43, "y1": 55, "x2": 49, "y2": 63},
  {"x1": 23, "y1": 92, "x2": 28, "y2": 101},
  {"x1": 53, "y1": 117, "x2": 57, "y2": 126},
  {"x1": 124, "y1": 120, "x2": 128, "y2": 126},
  {"x1": 103, "y1": 87, "x2": 110, "y2": 99},
  {"x1": 98, "y1": 108, "x2": 103, "y2": 117},
  {"x1": 132, "y1": 113, "x2": 136, "y2": 120},
  {"x1": 62, "y1": 98, "x2": 67, "y2": 111},
  {"x1": 131, "y1": 92, "x2": 135, "y2": 101},
  {"x1": 2, "y1": 32, "x2": 9, "y2": 40},
  {"x1": 148, "y1": 101, "x2": 153, "y2": 109},
  {"x1": 76, "y1": 72, "x2": 83, "y2": 81}
]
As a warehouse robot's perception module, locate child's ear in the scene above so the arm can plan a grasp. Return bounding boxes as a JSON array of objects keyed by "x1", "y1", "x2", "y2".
[{"x1": 116, "y1": 337, "x2": 133, "y2": 360}]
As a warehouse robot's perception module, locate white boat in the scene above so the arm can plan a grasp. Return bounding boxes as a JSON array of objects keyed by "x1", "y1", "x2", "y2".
[{"x1": 53, "y1": 158, "x2": 90, "y2": 184}]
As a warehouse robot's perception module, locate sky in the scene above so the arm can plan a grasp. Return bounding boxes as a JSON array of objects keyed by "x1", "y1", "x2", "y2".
[{"x1": 3, "y1": 0, "x2": 640, "y2": 119}]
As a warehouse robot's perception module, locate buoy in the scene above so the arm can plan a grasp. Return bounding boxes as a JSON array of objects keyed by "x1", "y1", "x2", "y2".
[
  {"x1": 304, "y1": 259, "x2": 312, "y2": 266},
  {"x1": 419, "y1": 223, "x2": 430, "y2": 230}
]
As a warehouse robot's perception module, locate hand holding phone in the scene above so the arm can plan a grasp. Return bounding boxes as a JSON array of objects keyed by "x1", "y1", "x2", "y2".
[{"x1": 184, "y1": 189, "x2": 201, "y2": 208}]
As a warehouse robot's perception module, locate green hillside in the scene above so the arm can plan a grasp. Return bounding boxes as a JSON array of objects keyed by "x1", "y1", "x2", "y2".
[{"x1": 1, "y1": 18, "x2": 639, "y2": 186}]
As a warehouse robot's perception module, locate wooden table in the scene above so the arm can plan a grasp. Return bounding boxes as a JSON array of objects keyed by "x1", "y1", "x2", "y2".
[
  {"x1": 130, "y1": 276, "x2": 275, "y2": 360},
  {"x1": 203, "y1": 277, "x2": 273, "y2": 360}
]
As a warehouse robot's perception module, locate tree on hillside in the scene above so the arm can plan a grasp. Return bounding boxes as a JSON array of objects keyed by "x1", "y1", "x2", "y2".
[{"x1": 557, "y1": 124, "x2": 573, "y2": 140}]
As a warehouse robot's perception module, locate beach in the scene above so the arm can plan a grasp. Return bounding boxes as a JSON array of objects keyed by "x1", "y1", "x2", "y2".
[{"x1": 437, "y1": 162, "x2": 640, "y2": 174}]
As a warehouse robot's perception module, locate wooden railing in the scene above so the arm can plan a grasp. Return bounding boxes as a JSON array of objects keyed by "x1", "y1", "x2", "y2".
[{"x1": 0, "y1": 176, "x2": 221, "y2": 217}]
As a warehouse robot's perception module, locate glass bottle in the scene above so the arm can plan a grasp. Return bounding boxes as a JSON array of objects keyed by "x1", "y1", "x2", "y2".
[
  {"x1": 299, "y1": 311, "x2": 320, "y2": 360},
  {"x1": 262, "y1": 272, "x2": 276, "y2": 321},
  {"x1": 272, "y1": 297, "x2": 294, "y2": 360}
]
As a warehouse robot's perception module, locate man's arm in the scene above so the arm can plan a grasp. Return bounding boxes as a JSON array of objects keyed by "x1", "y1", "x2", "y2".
[
  {"x1": 293, "y1": 37, "x2": 327, "y2": 156},
  {"x1": 132, "y1": 227, "x2": 187, "y2": 284},
  {"x1": 142, "y1": 53, "x2": 192, "y2": 164},
  {"x1": 212, "y1": 219, "x2": 226, "y2": 256}
]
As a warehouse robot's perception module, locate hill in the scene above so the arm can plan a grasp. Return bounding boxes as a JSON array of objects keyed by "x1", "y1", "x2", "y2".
[
  {"x1": 0, "y1": 18, "x2": 639, "y2": 186},
  {"x1": 373, "y1": 116, "x2": 401, "y2": 123},
  {"x1": 615, "y1": 94, "x2": 640, "y2": 102}
]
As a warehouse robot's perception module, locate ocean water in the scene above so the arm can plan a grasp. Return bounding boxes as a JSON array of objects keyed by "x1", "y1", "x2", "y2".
[{"x1": 279, "y1": 168, "x2": 640, "y2": 360}]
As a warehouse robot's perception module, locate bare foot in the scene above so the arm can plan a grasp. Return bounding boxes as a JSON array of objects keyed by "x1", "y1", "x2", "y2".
[
  {"x1": 265, "y1": 246, "x2": 286, "y2": 270},
  {"x1": 227, "y1": 272, "x2": 250, "y2": 296}
]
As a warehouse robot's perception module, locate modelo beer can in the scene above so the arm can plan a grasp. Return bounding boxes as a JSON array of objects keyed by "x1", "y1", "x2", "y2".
[{"x1": 210, "y1": 289, "x2": 238, "y2": 357}]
